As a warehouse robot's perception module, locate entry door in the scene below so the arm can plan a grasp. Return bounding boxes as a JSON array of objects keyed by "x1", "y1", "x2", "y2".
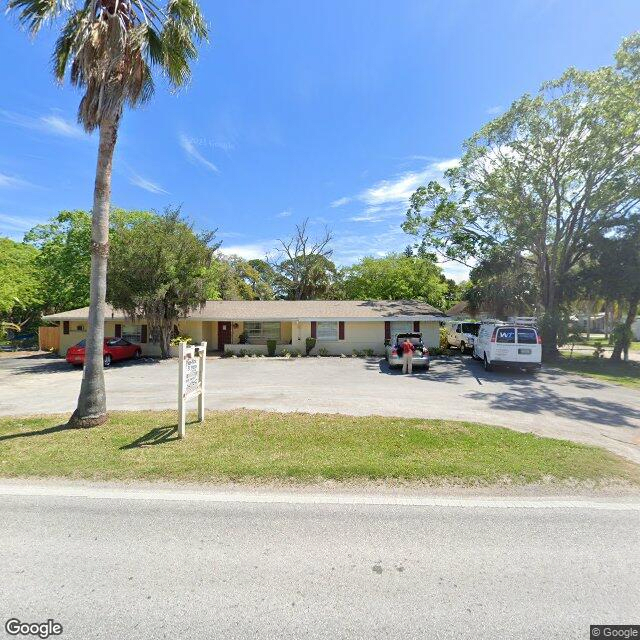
[{"x1": 218, "y1": 322, "x2": 232, "y2": 351}]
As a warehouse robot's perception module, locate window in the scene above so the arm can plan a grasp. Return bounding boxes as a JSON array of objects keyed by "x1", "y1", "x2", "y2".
[
  {"x1": 122, "y1": 324, "x2": 142, "y2": 343},
  {"x1": 244, "y1": 322, "x2": 281, "y2": 343},
  {"x1": 517, "y1": 328, "x2": 538, "y2": 344},
  {"x1": 316, "y1": 321, "x2": 338, "y2": 341},
  {"x1": 391, "y1": 321, "x2": 413, "y2": 336},
  {"x1": 76, "y1": 324, "x2": 85, "y2": 332},
  {"x1": 496, "y1": 327, "x2": 516, "y2": 343},
  {"x1": 461, "y1": 323, "x2": 479, "y2": 336}
]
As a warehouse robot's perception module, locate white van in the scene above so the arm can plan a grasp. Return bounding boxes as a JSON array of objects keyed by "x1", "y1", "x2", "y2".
[
  {"x1": 473, "y1": 320, "x2": 542, "y2": 372},
  {"x1": 445, "y1": 321, "x2": 480, "y2": 354}
]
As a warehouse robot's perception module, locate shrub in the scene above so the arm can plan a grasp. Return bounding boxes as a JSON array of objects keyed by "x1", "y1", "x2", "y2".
[
  {"x1": 237, "y1": 349, "x2": 248, "y2": 358},
  {"x1": 429, "y1": 347, "x2": 444, "y2": 357},
  {"x1": 439, "y1": 326, "x2": 449, "y2": 350},
  {"x1": 305, "y1": 337, "x2": 317, "y2": 355},
  {"x1": 281, "y1": 349, "x2": 291, "y2": 358},
  {"x1": 363, "y1": 348, "x2": 374, "y2": 357},
  {"x1": 267, "y1": 339, "x2": 277, "y2": 357},
  {"x1": 289, "y1": 349, "x2": 300, "y2": 357},
  {"x1": 352, "y1": 349, "x2": 364, "y2": 358},
  {"x1": 318, "y1": 347, "x2": 329, "y2": 357},
  {"x1": 170, "y1": 334, "x2": 192, "y2": 346},
  {"x1": 592, "y1": 340, "x2": 606, "y2": 359}
]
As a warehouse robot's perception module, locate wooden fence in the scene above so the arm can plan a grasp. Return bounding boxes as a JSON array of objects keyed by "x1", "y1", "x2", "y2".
[{"x1": 39, "y1": 326, "x2": 60, "y2": 352}]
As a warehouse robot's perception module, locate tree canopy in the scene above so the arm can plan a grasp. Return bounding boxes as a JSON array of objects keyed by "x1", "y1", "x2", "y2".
[
  {"x1": 340, "y1": 253, "x2": 450, "y2": 308},
  {"x1": 107, "y1": 208, "x2": 218, "y2": 357},
  {"x1": 403, "y1": 35, "x2": 640, "y2": 352},
  {"x1": 0, "y1": 238, "x2": 41, "y2": 331}
]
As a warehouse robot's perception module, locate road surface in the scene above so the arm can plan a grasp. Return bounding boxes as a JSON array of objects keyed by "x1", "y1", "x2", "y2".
[{"x1": 1, "y1": 482, "x2": 638, "y2": 640}]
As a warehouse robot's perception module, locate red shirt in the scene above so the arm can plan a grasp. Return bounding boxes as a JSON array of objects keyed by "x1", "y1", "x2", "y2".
[{"x1": 402, "y1": 341, "x2": 415, "y2": 354}]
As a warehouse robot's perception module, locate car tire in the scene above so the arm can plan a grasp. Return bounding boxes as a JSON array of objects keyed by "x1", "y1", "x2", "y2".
[
  {"x1": 424, "y1": 364, "x2": 430, "y2": 371},
  {"x1": 460, "y1": 341, "x2": 466, "y2": 354},
  {"x1": 135, "y1": 349, "x2": 142, "y2": 359},
  {"x1": 483, "y1": 354, "x2": 492, "y2": 372},
  {"x1": 103, "y1": 354, "x2": 112, "y2": 367}
]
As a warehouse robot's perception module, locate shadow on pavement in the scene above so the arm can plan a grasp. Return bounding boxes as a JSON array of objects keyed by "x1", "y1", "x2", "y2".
[{"x1": 6, "y1": 357, "x2": 161, "y2": 376}]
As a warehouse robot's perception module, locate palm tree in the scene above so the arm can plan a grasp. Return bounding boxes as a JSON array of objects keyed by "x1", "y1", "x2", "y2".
[{"x1": 7, "y1": 0, "x2": 208, "y2": 427}]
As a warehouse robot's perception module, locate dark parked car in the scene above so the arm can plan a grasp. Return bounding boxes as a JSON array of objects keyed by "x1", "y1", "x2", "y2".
[{"x1": 66, "y1": 338, "x2": 142, "y2": 367}]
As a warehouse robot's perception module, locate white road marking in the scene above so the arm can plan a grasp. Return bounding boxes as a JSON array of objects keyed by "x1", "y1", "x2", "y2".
[{"x1": 0, "y1": 483, "x2": 638, "y2": 510}]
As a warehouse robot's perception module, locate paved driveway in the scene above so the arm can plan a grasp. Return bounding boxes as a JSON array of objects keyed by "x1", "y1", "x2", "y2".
[{"x1": 1, "y1": 354, "x2": 639, "y2": 463}]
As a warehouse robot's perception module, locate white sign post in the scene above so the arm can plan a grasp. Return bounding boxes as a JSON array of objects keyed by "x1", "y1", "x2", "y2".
[{"x1": 177, "y1": 341, "x2": 206, "y2": 438}]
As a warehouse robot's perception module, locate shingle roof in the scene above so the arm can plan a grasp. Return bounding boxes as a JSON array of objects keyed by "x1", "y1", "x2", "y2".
[{"x1": 43, "y1": 300, "x2": 446, "y2": 321}]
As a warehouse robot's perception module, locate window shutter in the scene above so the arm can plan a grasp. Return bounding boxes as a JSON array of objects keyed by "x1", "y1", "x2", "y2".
[
  {"x1": 140, "y1": 325, "x2": 148, "y2": 343},
  {"x1": 311, "y1": 321, "x2": 317, "y2": 339},
  {"x1": 114, "y1": 323, "x2": 122, "y2": 338},
  {"x1": 63, "y1": 321, "x2": 69, "y2": 335},
  {"x1": 413, "y1": 320, "x2": 420, "y2": 332},
  {"x1": 384, "y1": 321, "x2": 391, "y2": 341},
  {"x1": 338, "y1": 321, "x2": 345, "y2": 340}
]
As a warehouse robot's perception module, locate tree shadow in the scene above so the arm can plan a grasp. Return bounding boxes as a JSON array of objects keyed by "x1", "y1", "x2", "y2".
[
  {"x1": 0, "y1": 422, "x2": 75, "y2": 443},
  {"x1": 119, "y1": 421, "x2": 199, "y2": 449},
  {"x1": 8, "y1": 357, "x2": 161, "y2": 376}
]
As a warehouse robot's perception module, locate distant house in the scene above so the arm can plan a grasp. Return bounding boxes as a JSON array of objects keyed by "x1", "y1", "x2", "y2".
[
  {"x1": 632, "y1": 317, "x2": 640, "y2": 341},
  {"x1": 446, "y1": 300, "x2": 491, "y2": 320},
  {"x1": 43, "y1": 299, "x2": 447, "y2": 356}
]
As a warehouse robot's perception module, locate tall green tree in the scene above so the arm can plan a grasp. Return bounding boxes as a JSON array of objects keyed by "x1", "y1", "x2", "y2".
[
  {"x1": 271, "y1": 219, "x2": 338, "y2": 300},
  {"x1": 0, "y1": 238, "x2": 41, "y2": 332},
  {"x1": 403, "y1": 34, "x2": 640, "y2": 354},
  {"x1": 108, "y1": 208, "x2": 217, "y2": 358},
  {"x1": 340, "y1": 253, "x2": 448, "y2": 308},
  {"x1": 8, "y1": 0, "x2": 208, "y2": 426},
  {"x1": 24, "y1": 209, "x2": 152, "y2": 313},
  {"x1": 466, "y1": 247, "x2": 538, "y2": 319}
]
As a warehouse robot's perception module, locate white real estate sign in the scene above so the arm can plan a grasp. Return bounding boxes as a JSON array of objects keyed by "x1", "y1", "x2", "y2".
[{"x1": 177, "y1": 341, "x2": 207, "y2": 438}]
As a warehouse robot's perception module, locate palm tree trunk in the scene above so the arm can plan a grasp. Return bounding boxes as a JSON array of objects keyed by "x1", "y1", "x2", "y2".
[{"x1": 68, "y1": 119, "x2": 118, "y2": 427}]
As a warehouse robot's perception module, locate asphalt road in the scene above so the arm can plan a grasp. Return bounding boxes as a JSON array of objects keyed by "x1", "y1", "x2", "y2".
[
  {"x1": 1, "y1": 354, "x2": 639, "y2": 463},
  {"x1": 0, "y1": 483, "x2": 638, "y2": 640}
]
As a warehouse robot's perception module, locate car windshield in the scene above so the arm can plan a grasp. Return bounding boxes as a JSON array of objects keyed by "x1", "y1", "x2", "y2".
[
  {"x1": 75, "y1": 340, "x2": 86, "y2": 347},
  {"x1": 461, "y1": 323, "x2": 479, "y2": 336}
]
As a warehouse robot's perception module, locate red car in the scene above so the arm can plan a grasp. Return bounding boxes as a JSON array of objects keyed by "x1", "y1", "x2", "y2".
[{"x1": 66, "y1": 338, "x2": 142, "y2": 367}]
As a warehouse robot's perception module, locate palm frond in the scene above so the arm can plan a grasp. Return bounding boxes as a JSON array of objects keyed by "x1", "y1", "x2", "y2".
[
  {"x1": 51, "y1": 6, "x2": 91, "y2": 81},
  {"x1": 6, "y1": 0, "x2": 73, "y2": 35}
]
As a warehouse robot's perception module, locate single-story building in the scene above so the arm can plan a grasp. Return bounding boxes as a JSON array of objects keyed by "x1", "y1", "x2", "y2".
[{"x1": 43, "y1": 299, "x2": 447, "y2": 356}]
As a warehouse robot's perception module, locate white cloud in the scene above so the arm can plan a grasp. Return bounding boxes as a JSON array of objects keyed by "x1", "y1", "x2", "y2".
[
  {"x1": 486, "y1": 105, "x2": 503, "y2": 116},
  {"x1": 0, "y1": 110, "x2": 86, "y2": 139},
  {"x1": 129, "y1": 174, "x2": 169, "y2": 195},
  {"x1": 218, "y1": 241, "x2": 274, "y2": 260},
  {"x1": 332, "y1": 158, "x2": 460, "y2": 217},
  {"x1": 361, "y1": 159, "x2": 459, "y2": 206},
  {"x1": 276, "y1": 209, "x2": 292, "y2": 218},
  {"x1": 0, "y1": 172, "x2": 32, "y2": 189},
  {"x1": 0, "y1": 212, "x2": 43, "y2": 233},
  {"x1": 179, "y1": 134, "x2": 219, "y2": 173}
]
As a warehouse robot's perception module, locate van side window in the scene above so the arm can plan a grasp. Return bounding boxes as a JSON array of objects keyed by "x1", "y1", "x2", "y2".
[
  {"x1": 517, "y1": 328, "x2": 537, "y2": 344},
  {"x1": 456, "y1": 324, "x2": 461, "y2": 333},
  {"x1": 496, "y1": 328, "x2": 516, "y2": 343}
]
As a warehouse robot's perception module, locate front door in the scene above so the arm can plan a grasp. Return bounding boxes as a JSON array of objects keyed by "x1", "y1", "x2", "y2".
[{"x1": 218, "y1": 322, "x2": 232, "y2": 351}]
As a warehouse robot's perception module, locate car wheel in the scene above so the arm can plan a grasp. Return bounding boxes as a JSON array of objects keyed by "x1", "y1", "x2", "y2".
[
  {"x1": 135, "y1": 349, "x2": 142, "y2": 359},
  {"x1": 103, "y1": 354, "x2": 112, "y2": 367},
  {"x1": 460, "y1": 341, "x2": 466, "y2": 354},
  {"x1": 424, "y1": 364, "x2": 430, "y2": 371},
  {"x1": 483, "y1": 354, "x2": 492, "y2": 372}
]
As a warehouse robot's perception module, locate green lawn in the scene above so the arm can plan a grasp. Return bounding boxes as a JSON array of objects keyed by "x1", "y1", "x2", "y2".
[
  {"x1": 554, "y1": 353, "x2": 640, "y2": 389},
  {"x1": 572, "y1": 336, "x2": 640, "y2": 351},
  {"x1": 0, "y1": 411, "x2": 637, "y2": 486}
]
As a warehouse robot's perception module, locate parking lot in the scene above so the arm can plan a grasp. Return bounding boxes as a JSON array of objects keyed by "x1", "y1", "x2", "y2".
[{"x1": 1, "y1": 353, "x2": 639, "y2": 463}]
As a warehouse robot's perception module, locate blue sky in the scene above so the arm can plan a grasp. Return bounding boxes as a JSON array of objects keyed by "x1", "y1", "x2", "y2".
[{"x1": 1, "y1": 0, "x2": 639, "y2": 281}]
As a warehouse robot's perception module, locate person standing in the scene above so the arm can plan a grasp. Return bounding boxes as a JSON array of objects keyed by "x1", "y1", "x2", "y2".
[{"x1": 401, "y1": 337, "x2": 415, "y2": 374}]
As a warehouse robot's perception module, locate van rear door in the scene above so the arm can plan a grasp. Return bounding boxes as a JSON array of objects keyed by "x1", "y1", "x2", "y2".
[
  {"x1": 516, "y1": 328, "x2": 541, "y2": 364},
  {"x1": 493, "y1": 327, "x2": 517, "y2": 362}
]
